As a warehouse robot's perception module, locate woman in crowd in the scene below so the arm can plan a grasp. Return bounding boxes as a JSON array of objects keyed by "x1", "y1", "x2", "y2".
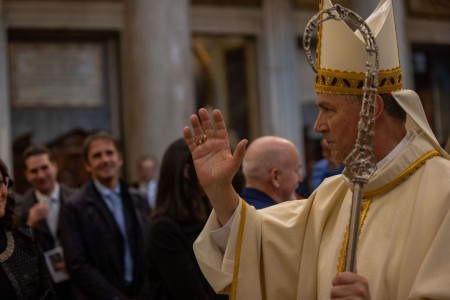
[
  {"x1": 0, "y1": 159, "x2": 54, "y2": 300},
  {"x1": 146, "y1": 138, "x2": 227, "y2": 300}
]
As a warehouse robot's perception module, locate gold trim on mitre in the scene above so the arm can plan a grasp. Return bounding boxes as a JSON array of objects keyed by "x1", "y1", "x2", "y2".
[{"x1": 316, "y1": 0, "x2": 403, "y2": 95}]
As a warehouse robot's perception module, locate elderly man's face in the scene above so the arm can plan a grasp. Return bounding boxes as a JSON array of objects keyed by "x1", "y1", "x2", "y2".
[
  {"x1": 277, "y1": 148, "x2": 302, "y2": 202},
  {"x1": 313, "y1": 93, "x2": 361, "y2": 163}
]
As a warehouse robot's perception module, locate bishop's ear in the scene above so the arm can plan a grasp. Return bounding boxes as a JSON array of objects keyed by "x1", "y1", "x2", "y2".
[{"x1": 374, "y1": 94, "x2": 385, "y2": 120}]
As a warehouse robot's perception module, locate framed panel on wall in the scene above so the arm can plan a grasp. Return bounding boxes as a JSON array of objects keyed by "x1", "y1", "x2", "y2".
[
  {"x1": 193, "y1": 35, "x2": 260, "y2": 145},
  {"x1": 9, "y1": 41, "x2": 104, "y2": 108},
  {"x1": 8, "y1": 29, "x2": 122, "y2": 193}
]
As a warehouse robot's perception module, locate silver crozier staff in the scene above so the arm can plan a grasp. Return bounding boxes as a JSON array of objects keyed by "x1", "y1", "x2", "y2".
[{"x1": 303, "y1": 4, "x2": 379, "y2": 272}]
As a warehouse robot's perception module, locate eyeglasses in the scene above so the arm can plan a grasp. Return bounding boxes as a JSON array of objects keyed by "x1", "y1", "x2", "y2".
[{"x1": 0, "y1": 177, "x2": 12, "y2": 189}]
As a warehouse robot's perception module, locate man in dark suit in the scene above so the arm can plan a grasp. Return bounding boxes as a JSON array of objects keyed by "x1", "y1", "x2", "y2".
[
  {"x1": 18, "y1": 144, "x2": 78, "y2": 300},
  {"x1": 59, "y1": 131, "x2": 150, "y2": 300}
]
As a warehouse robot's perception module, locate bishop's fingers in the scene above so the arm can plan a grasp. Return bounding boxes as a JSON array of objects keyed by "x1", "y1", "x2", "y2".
[
  {"x1": 183, "y1": 126, "x2": 197, "y2": 152},
  {"x1": 198, "y1": 108, "x2": 215, "y2": 139}
]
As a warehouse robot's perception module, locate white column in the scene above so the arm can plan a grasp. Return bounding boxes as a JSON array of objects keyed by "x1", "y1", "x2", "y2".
[
  {"x1": 0, "y1": 0, "x2": 13, "y2": 167},
  {"x1": 259, "y1": 0, "x2": 304, "y2": 158},
  {"x1": 123, "y1": 0, "x2": 194, "y2": 180}
]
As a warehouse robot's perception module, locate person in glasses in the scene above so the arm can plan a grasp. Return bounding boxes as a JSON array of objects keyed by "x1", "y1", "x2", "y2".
[{"x1": 0, "y1": 159, "x2": 54, "y2": 299}]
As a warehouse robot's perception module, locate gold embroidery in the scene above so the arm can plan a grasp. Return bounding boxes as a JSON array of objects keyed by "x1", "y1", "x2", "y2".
[
  {"x1": 315, "y1": 0, "x2": 402, "y2": 96},
  {"x1": 364, "y1": 150, "x2": 440, "y2": 198},
  {"x1": 230, "y1": 200, "x2": 247, "y2": 300},
  {"x1": 316, "y1": 67, "x2": 403, "y2": 95},
  {"x1": 337, "y1": 150, "x2": 441, "y2": 272},
  {"x1": 337, "y1": 198, "x2": 372, "y2": 272}
]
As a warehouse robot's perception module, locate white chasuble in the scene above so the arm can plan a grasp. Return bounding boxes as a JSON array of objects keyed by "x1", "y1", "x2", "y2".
[{"x1": 194, "y1": 129, "x2": 450, "y2": 300}]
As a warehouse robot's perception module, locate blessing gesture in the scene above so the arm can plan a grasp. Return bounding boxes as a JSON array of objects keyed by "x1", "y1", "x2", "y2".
[{"x1": 183, "y1": 108, "x2": 247, "y2": 225}]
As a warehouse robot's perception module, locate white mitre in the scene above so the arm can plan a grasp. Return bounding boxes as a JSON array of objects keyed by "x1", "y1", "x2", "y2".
[
  {"x1": 315, "y1": 0, "x2": 449, "y2": 159},
  {"x1": 316, "y1": 0, "x2": 402, "y2": 95}
]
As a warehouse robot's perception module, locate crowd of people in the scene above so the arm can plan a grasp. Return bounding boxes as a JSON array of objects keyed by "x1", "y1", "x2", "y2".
[
  {"x1": 1, "y1": 130, "x2": 317, "y2": 299},
  {"x1": 0, "y1": 124, "x2": 333, "y2": 300},
  {"x1": 2, "y1": 132, "x2": 234, "y2": 299}
]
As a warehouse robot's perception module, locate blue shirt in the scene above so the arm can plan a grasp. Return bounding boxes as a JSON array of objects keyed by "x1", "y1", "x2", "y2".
[
  {"x1": 311, "y1": 159, "x2": 344, "y2": 190},
  {"x1": 94, "y1": 181, "x2": 133, "y2": 283},
  {"x1": 241, "y1": 188, "x2": 277, "y2": 209}
]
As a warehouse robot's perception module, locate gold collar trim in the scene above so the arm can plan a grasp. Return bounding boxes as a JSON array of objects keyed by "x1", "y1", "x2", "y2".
[
  {"x1": 364, "y1": 150, "x2": 440, "y2": 198},
  {"x1": 337, "y1": 149, "x2": 441, "y2": 272}
]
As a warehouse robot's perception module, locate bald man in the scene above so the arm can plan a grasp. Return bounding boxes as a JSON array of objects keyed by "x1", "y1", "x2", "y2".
[{"x1": 241, "y1": 136, "x2": 303, "y2": 209}]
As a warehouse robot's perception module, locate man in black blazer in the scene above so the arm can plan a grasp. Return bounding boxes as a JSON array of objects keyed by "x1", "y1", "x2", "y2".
[
  {"x1": 18, "y1": 144, "x2": 78, "y2": 300},
  {"x1": 59, "y1": 131, "x2": 150, "y2": 300}
]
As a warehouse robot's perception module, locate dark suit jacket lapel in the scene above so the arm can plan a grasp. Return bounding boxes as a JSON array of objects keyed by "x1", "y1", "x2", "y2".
[
  {"x1": 59, "y1": 186, "x2": 72, "y2": 205},
  {"x1": 121, "y1": 183, "x2": 139, "y2": 254},
  {"x1": 85, "y1": 181, "x2": 127, "y2": 278},
  {"x1": 86, "y1": 181, "x2": 124, "y2": 243},
  {"x1": 119, "y1": 181, "x2": 146, "y2": 289}
]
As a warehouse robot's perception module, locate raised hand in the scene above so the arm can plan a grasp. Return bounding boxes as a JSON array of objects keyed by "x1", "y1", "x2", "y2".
[
  {"x1": 183, "y1": 108, "x2": 247, "y2": 225},
  {"x1": 27, "y1": 202, "x2": 49, "y2": 228}
]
